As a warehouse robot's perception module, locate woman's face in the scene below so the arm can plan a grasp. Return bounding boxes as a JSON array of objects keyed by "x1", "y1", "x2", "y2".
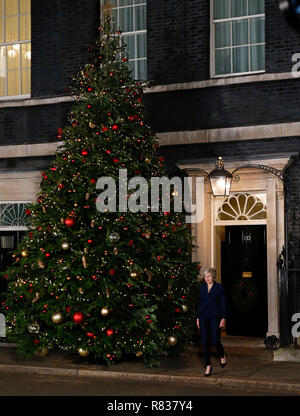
[{"x1": 204, "y1": 273, "x2": 214, "y2": 285}]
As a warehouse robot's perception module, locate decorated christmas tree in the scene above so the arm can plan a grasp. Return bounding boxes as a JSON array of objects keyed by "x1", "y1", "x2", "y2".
[{"x1": 1, "y1": 14, "x2": 200, "y2": 367}]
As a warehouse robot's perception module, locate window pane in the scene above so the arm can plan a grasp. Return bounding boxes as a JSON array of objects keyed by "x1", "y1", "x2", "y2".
[
  {"x1": 21, "y1": 68, "x2": 30, "y2": 94},
  {"x1": 123, "y1": 34, "x2": 135, "y2": 59},
  {"x1": 215, "y1": 48, "x2": 231, "y2": 75},
  {"x1": 215, "y1": 22, "x2": 230, "y2": 48},
  {"x1": 1, "y1": 235, "x2": 14, "y2": 249},
  {"x1": 6, "y1": 16, "x2": 18, "y2": 42},
  {"x1": 137, "y1": 59, "x2": 146, "y2": 79},
  {"x1": 233, "y1": 46, "x2": 249, "y2": 73},
  {"x1": 128, "y1": 59, "x2": 135, "y2": 77},
  {"x1": 249, "y1": 0, "x2": 264, "y2": 15},
  {"x1": 21, "y1": 42, "x2": 30, "y2": 68},
  {"x1": 250, "y1": 44, "x2": 265, "y2": 71},
  {"x1": 231, "y1": 0, "x2": 247, "y2": 17},
  {"x1": 214, "y1": 0, "x2": 229, "y2": 20},
  {"x1": 0, "y1": 17, "x2": 3, "y2": 43},
  {"x1": 250, "y1": 17, "x2": 265, "y2": 43},
  {"x1": 0, "y1": 46, "x2": 6, "y2": 78},
  {"x1": 135, "y1": 5, "x2": 146, "y2": 30},
  {"x1": 119, "y1": 6, "x2": 133, "y2": 31},
  {"x1": 20, "y1": 14, "x2": 31, "y2": 40},
  {"x1": 7, "y1": 44, "x2": 20, "y2": 70},
  {"x1": 135, "y1": 0, "x2": 146, "y2": 4},
  {"x1": 8, "y1": 70, "x2": 20, "y2": 95},
  {"x1": 137, "y1": 32, "x2": 146, "y2": 58},
  {"x1": 0, "y1": 76, "x2": 5, "y2": 95},
  {"x1": 119, "y1": 0, "x2": 133, "y2": 5},
  {"x1": 232, "y1": 19, "x2": 248, "y2": 46},
  {"x1": 5, "y1": 0, "x2": 18, "y2": 16},
  {"x1": 20, "y1": 0, "x2": 31, "y2": 14}
]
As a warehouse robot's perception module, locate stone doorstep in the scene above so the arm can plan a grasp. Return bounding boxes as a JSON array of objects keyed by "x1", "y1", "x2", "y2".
[
  {"x1": 274, "y1": 348, "x2": 300, "y2": 362},
  {"x1": 0, "y1": 364, "x2": 299, "y2": 394}
]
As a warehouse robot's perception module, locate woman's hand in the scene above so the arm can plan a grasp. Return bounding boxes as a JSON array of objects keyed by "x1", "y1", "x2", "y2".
[
  {"x1": 219, "y1": 318, "x2": 226, "y2": 329},
  {"x1": 196, "y1": 318, "x2": 200, "y2": 329}
]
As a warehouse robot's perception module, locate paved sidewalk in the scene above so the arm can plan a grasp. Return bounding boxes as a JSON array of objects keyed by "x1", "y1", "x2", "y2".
[{"x1": 0, "y1": 341, "x2": 300, "y2": 394}]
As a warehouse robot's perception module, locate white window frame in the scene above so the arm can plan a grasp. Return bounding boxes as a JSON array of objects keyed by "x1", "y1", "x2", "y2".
[
  {"x1": 0, "y1": 0, "x2": 31, "y2": 101},
  {"x1": 101, "y1": 0, "x2": 147, "y2": 80},
  {"x1": 210, "y1": 0, "x2": 265, "y2": 78}
]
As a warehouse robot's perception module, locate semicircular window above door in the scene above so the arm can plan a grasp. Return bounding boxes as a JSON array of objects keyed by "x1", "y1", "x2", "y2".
[
  {"x1": 0, "y1": 202, "x2": 30, "y2": 228},
  {"x1": 216, "y1": 193, "x2": 267, "y2": 223}
]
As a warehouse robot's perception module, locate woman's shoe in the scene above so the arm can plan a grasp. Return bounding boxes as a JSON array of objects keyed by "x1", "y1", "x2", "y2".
[
  {"x1": 204, "y1": 366, "x2": 212, "y2": 377},
  {"x1": 220, "y1": 356, "x2": 227, "y2": 368}
]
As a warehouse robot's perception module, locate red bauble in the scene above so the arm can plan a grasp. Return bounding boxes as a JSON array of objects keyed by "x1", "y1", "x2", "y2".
[
  {"x1": 64, "y1": 217, "x2": 75, "y2": 227},
  {"x1": 81, "y1": 150, "x2": 89, "y2": 156},
  {"x1": 106, "y1": 329, "x2": 114, "y2": 336},
  {"x1": 73, "y1": 312, "x2": 84, "y2": 324}
]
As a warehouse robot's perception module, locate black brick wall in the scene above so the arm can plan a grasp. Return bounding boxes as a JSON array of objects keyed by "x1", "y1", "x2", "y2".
[
  {"x1": 145, "y1": 78, "x2": 300, "y2": 132},
  {"x1": 0, "y1": 101, "x2": 73, "y2": 146},
  {"x1": 147, "y1": 0, "x2": 210, "y2": 85},
  {"x1": 31, "y1": 0, "x2": 99, "y2": 98},
  {"x1": 0, "y1": 155, "x2": 54, "y2": 171},
  {"x1": 265, "y1": 0, "x2": 300, "y2": 74}
]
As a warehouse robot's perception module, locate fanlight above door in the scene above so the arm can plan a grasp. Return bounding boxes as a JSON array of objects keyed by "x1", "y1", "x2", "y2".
[{"x1": 216, "y1": 193, "x2": 267, "y2": 223}]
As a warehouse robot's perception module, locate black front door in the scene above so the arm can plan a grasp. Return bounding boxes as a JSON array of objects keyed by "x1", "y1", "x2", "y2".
[
  {"x1": 0, "y1": 231, "x2": 24, "y2": 303},
  {"x1": 221, "y1": 225, "x2": 268, "y2": 338}
]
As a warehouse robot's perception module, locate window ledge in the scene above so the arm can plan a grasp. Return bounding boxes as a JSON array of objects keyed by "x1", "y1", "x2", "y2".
[
  {"x1": 145, "y1": 71, "x2": 296, "y2": 94},
  {"x1": 0, "y1": 95, "x2": 74, "y2": 108}
]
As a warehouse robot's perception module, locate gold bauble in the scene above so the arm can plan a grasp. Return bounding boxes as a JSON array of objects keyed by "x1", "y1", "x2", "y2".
[
  {"x1": 37, "y1": 259, "x2": 45, "y2": 269},
  {"x1": 130, "y1": 270, "x2": 140, "y2": 279},
  {"x1": 28, "y1": 322, "x2": 40, "y2": 334},
  {"x1": 51, "y1": 312, "x2": 64, "y2": 324},
  {"x1": 21, "y1": 250, "x2": 28, "y2": 257},
  {"x1": 145, "y1": 158, "x2": 151, "y2": 164},
  {"x1": 145, "y1": 328, "x2": 151, "y2": 335},
  {"x1": 32, "y1": 292, "x2": 40, "y2": 304},
  {"x1": 113, "y1": 247, "x2": 118, "y2": 255},
  {"x1": 136, "y1": 351, "x2": 143, "y2": 357},
  {"x1": 78, "y1": 348, "x2": 89, "y2": 357},
  {"x1": 82, "y1": 256, "x2": 87, "y2": 269},
  {"x1": 167, "y1": 335, "x2": 178, "y2": 346},
  {"x1": 61, "y1": 242, "x2": 70, "y2": 250},
  {"x1": 101, "y1": 307, "x2": 110, "y2": 317},
  {"x1": 79, "y1": 287, "x2": 84, "y2": 294},
  {"x1": 89, "y1": 122, "x2": 95, "y2": 128},
  {"x1": 182, "y1": 305, "x2": 189, "y2": 313},
  {"x1": 144, "y1": 230, "x2": 151, "y2": 239},
  {"x1": 35, "y1": 347, "x2": 48, "y2": 357}
]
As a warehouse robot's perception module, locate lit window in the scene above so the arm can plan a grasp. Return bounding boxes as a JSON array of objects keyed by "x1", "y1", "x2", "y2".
[
  {"x1": 211, "y1": 0, "x2": 265, "y2": 77},
  {"x1": 0, "y1": 0, "x2": 31, "y2": 98},
  {"x1": 103, "y1": 0, "x2": 147, "y2": 80}
]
